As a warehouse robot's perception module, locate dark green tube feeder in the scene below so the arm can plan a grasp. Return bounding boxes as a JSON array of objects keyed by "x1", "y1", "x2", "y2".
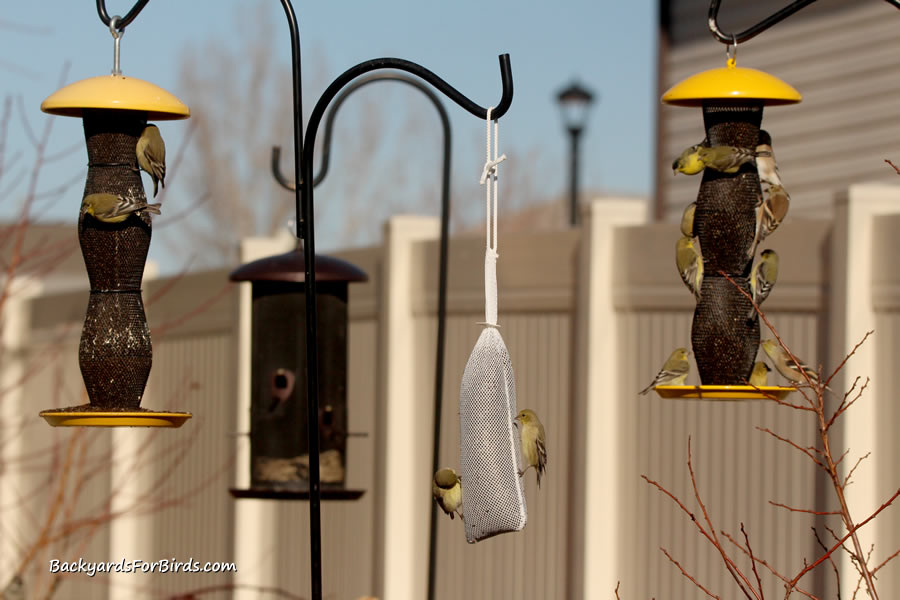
[{"x1": 228, "y1": 246, "x2": 367, "y2": 500}]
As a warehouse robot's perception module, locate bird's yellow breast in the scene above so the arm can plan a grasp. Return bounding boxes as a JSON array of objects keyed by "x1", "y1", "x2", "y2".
[
  {"x1": 675, "y1": 154, "x2": 705, "y2": 175},
  {"x1": 520, "y1": 425, "x2": 539, "y2": 464}
]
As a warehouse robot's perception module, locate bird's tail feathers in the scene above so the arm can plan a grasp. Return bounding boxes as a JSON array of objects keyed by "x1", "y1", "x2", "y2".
[{"x1": 144, "y1": 203, "x2": 162, "y2": 215}]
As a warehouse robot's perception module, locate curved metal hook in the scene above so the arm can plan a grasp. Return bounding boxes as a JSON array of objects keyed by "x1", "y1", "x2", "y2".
[
  {"x1": 271, "y1": 147, "x2": 295, "y2": 192},
  {"x1": 274, "y1": 54, "x2": 509, "y2": 194},
  {"x1": 96, "y1": 0, "x2": 150, "y2": 30},
  {"x1": 306, "y1": 55, "x2": 512, "y2": 154},
  {"x1": 271, "y1": 72, "x2": 453, "y2": 192},
  {"x1": 709, "y1": 0, "x2": 900, "y2": 45},
  {"x1": 708, "y1": 0, "x2": 817, "y2": 44},
  {"x1": 295, "y1": 53, "x2": 511, "y2": 224}
]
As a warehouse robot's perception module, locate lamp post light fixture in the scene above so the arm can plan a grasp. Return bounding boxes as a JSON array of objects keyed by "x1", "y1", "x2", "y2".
[{"x1": 556, "y1": 80, "x2": 595, "y2": 226}]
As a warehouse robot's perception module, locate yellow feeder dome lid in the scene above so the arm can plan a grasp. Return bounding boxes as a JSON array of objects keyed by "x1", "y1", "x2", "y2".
[
  {"x1": 41, "y1": 74, "x2": 190, "y2": 120},
  {"x1": 662, "y1": 58, "x2": 801, "y2": 107}
]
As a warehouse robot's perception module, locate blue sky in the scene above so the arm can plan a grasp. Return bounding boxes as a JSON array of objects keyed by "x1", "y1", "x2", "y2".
[{"x1": 1, "y1": 0, "x2": 658, "y2": 267}]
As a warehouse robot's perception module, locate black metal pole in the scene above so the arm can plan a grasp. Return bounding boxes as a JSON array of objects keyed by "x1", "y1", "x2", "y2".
[
  {"x1": 297, "y1": 56, "x2": 512, "y2": 600},
  {"x1": 272, "y1": 72, "x2": 452, "y2": 600},
  {"x1": 568, "y1": 126, "x2": 582, "y2": 226},
  {"x1": 274, "y1": 1, "x2": 320, "y2": 598}
]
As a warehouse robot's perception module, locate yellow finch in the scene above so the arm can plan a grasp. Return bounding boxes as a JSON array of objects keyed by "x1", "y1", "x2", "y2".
[
  {"x1": 680, "y1": 202, "x2": 696, "y2": 238},
  {"x1": 749, "y1": 183, "x2": 790, "y2": 257},
  {"x1": 136, "y1": 124, "x2": 166, "y2": 197},
  {"x1": 760, "y1": 339, "x2": 827, "y2": 388},
  {"x1": 676, "y1": 236, "x2": 703, "y2": 301},
  {"x1": 756, "y1": 130, "x2": 783, "y2": 188},
  {"x1": 515, "y1": 409, "x2": 546, "y2": 488},
  {"x1": 672, "y1": 143, "x2": 706, "y2": 175},
  {"x1": 674, "y1": 143, "x2": 771, "y2": 175},
  {"x1": 433, "y1": 468, "x2": 463, "y2": 520},
  {"x1": 748, "y1": 361, "x2": 771, "y2": 387},
  {"x1": 747, "y1": 249, "x2": 779, "y2": 319},
  {"x1": 640, "y1": 347, "x2": 690, "y2": 394},
  {"x1": 81, "y1": 192, "x2": 161, "y2": 224}
]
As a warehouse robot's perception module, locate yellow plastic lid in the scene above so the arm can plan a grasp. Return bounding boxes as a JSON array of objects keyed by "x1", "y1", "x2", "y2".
[
  {"x1": 41, "y1": 74, "x2": 190, "y2": 120},
  {"x1": 662, "y1": 58, "x2": 801, "y2": 107}
]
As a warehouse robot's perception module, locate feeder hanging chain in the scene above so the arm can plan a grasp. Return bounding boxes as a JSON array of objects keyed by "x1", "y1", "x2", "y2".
[
  {"x1": 709, "y1": 0, "x2": 900, "y2": 45},
  {"x1": 96, "y1": 0, "x2": 150, "y2": 31}
]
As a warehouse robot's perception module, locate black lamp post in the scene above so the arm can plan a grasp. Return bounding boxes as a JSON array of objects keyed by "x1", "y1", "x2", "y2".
[{"x1": 556, "y1": 81, "x2": 595, "y2": 226}]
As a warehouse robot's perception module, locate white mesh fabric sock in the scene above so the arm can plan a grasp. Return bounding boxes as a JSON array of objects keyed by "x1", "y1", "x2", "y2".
[{"x1": 458, "y1": 109, "x2": 526, "y2": 543}]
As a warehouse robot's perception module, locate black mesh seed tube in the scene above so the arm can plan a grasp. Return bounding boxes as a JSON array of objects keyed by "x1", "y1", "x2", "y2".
[
  {"x1": 691, "y1": 101, "x2": 762, "y2": 384},
  {"x1": 78, "y1": 109, "x2": 153, "y2": 409}
]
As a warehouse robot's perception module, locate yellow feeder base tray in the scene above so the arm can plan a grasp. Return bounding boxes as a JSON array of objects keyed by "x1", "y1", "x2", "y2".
[
  {"x1": 40, "y1": 409, "x2": 191, "y2": 428},
  {"x1": 654, "y1": 385, "x2": 794, "y2": 400}
]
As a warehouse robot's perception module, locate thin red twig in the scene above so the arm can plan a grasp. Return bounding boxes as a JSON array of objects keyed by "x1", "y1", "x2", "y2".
[
  {"x1": 786, "y1": 488, "x2": 900, "y2": 594},
  {"x1": 885, "y1": 159, "x2": 900, "y2": 175},
  {"x1": 660, "y1": 547, "x2": 722, "y2": 599},
  {"x1": 721, "y1": 531, "x2": 819, "y2": 600},
  {"x1": 843, "y1": 453, "x2": 871, "y2": 489},
  {"x1": 812, "y1": 528, "x2": 841, "y2": 600},
  {"x1": 768, "y1": 501, "x2": 841, "y2": 516},
  {"x1": 741, "y1": 524, "x2": 765, "y2": 600},
  {"x1": 756, "y1": 427, "x2": 826, "y2": 470},
  {"x1": 686, "y1": 439, "x2": 760, "y2": 599}
]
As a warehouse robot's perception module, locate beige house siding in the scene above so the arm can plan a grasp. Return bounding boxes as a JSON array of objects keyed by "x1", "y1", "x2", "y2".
[{"x1": 659, "y1": 0, "x2": 900, "y2": 221}]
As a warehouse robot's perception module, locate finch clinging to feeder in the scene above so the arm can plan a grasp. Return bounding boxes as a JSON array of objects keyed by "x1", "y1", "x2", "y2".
[
  {"x1": 514, "y1": 409, "x2": 546, "y2": 488},
  {"x1": 748, "y1": 361, "x2": 771, "y2": 387},
  {"x1": 675, "y1": 236, "x2": 703, "y2": 302},
  {"x1": 756, "y1": 130, "x2": 782, "y2": 188},
  {"x1": 432, "y1": 468, "x2": 463, "y2": 520},
  {"x1": 81, "y1": 192, "x2": 161, "y2": 224},
  {"x1": 748, "y1": 249, "x2": 779, "y2": 319},
  {"x1": 673, "y1": 143, "x2": 771, "y2": 175},
  {"x1": 639, "y1": 347, "x2": 690, "y2": 395},
  {"x1": 760, "y1": 339, "x2": 827, "y2": 389},
  {"x1": 749, "y1": 183, "x2": 790, "y2": 257},
  {"x1": 136, "y1": 124, "x2": 166, "y2": 197},
  {"x1": 671, "y1": 142, "x2": 707, "y2": 175},
  {"x1": 680, "y1": 202, "x2": 696, "y2": 238}
]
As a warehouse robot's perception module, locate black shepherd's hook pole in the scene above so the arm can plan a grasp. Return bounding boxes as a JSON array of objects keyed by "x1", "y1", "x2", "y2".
[
  {"x1": 272, "y1": 71, "x2": 453, "y2": 600},
  {"x1": 709, "y1": 0, "x2": 900, "y2": 44},
  {"x1": 294, "y1": 55, "x2": 511, "y2": 600}
]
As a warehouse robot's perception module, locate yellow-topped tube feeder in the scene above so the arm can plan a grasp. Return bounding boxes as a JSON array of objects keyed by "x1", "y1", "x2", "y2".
[
  {"x1": 656, "y1": 53, "x2": 799, "y2": 400},
  {"x1": 38, "y1": 22, "x2": 191, "y2": 428}
]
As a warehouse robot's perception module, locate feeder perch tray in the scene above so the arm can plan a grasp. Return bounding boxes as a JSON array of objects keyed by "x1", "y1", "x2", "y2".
[
  {"x1": 39, "y1": 408, "x2": 191, "y2": 428},
  {"x1": 228, "y1": 488, "x2": 365, "y2": 501},
  {"x1": 653, "y1": 385, "x2": 794, "y2": 400}
]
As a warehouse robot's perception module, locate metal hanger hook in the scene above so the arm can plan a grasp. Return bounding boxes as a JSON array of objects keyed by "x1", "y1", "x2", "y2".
[
  {"x1": 109, "y1": 15, "x2": 122, "y2": 39},
  {"x1": 109, "y1": 15, "x2": 123, "y2": 75},
  {"x1": 727, "y1": 34, "x2": 737, "y2": 65}
]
